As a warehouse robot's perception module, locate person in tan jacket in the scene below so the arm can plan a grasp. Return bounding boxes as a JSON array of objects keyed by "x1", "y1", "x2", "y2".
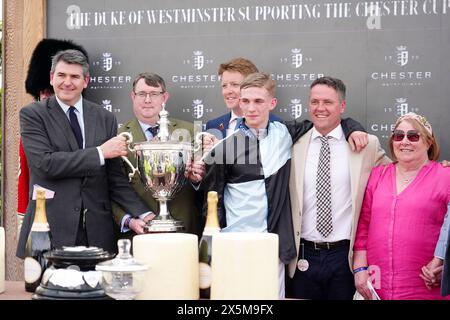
[{"x1": 288, "y1": 76, "x2": 390, "y2": 299}]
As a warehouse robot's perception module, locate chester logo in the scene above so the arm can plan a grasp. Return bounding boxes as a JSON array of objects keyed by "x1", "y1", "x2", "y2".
[
  {"x1": 192, "y1": 99, "x2": 204, "y2": 119},
  {"x1": 291, "y1": 48, "x2": 303, "y2": 69}
]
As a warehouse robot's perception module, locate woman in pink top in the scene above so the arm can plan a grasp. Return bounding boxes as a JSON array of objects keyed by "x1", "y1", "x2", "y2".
[{"x1": 353, "y1": 113, "x2": 450, "y2": 300}]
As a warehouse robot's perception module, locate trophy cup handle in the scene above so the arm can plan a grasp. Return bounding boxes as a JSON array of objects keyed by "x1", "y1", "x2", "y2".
[
  {"x1": 194, "y1": 132, "x2": 210, "y2": 153},
  {"x1": 194, "y1": 132, "x2": 221, "y2": 162},
  {"x1": 118, "y1": 132, "x2": 139, "y2": 181}
]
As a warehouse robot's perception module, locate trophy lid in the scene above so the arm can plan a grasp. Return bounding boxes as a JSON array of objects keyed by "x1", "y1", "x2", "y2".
[
  {"x1": 96, "y1": 239, "x2": 148, "y2": 273},
  {"x1": 44, "y1": 246, "x2": 114, "y2": 269},
  {"x1": 157, "y1": 103, "x2": 170, "y2": 142},
  {"x1": 51, "y1": 246, "x2": 106, "y2": 257}
]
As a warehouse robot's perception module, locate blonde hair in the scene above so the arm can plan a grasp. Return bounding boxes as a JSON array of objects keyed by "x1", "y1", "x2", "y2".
[
  {"x1": 218, "y1": 58, "x2": 258, "y2": 77},
  {"x1": 240, "y1": 72, "x2": 276, "y2": 97}
]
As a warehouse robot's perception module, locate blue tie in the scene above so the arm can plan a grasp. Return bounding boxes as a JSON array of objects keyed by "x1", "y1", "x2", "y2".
[
  {"x1": 147, "y1": 125, "x2": 159, "y2": 140},
  {"x1": 69, "y1": 106, "x2": 83, "y2": 149}
]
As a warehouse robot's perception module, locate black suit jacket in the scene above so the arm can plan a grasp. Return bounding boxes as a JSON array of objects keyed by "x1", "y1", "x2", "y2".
[{"x1": 17, "y1": 96, "x2": 149, "y2": 257}]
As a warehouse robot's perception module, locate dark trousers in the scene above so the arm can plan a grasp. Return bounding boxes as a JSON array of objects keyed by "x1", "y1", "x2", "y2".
[{"x1": 290, "y1": 241, "x2": 355, "y2": 300}]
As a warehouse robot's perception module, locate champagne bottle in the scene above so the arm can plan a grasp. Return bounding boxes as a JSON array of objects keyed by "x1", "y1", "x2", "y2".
[
  {"x1": 24, "y1": 189, "x2": 52, "y2": 292},
  {"x1": 199, "y1": 191, "x2": 220, "y2": 299}
]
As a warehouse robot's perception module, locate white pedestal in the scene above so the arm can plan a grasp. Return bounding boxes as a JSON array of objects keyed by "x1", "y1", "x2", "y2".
[
  {"x1": 133, "y1": 233, "x2": 199, "y2": 300},
  {"x1": 211, "y1": 232, "x2": 279, "y2": 300}
]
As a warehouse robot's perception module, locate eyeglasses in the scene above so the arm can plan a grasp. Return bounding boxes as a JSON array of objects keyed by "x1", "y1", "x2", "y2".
[
  {"x1": 134, "y1": 91, "x2": 164, "y2": 100},
  {"x1": 392, "y1": 130, "x2": 421, "y2": 142}
]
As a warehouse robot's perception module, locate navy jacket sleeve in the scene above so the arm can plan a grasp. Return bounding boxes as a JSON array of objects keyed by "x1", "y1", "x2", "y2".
[
  {"x1": 285, "y1": 117, "x2": 366, "y2": 144},
  {"x1": 284, "y1": 119, "x2": 314, "y2": 143},
  {"x1": 340, "y1": 117, "x2": 367, "y2": 140}
]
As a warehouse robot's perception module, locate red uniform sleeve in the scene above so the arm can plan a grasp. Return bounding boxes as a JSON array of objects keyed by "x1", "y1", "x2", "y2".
[{"x1": 17, "y1": 138, "x2": 30, "y2": 214}]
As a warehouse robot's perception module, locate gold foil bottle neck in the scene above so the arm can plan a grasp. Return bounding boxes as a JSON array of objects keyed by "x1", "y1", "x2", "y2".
[
  {"x1": 33, "y1": 189, "x2": 48, "y2": 225},
  {"x1": 205, "y1": 191, "x2": 219, "y2": 231}
]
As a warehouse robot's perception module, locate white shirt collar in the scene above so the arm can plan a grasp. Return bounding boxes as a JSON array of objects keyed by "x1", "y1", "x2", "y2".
[
  {"x1": 311, "y1": 124, "x2": 345, "y2": 141},
  {"x1": 56, "y1": 95, "x2": 83, "y2": 115},
  {"x1": 229, "y1": 110, "x2": 240, "y2": 123},
  {"x1": 138, "y1": 120, "x2": 158, "y2": 133}
]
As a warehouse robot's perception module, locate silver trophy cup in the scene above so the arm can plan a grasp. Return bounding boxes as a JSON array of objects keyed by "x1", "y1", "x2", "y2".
[
  {"x1": 119, "y1": 104, "x2": 207, "y2": 233},
  {"x1": 121, "y1": 135, "x2": 192, "y2": 232}
]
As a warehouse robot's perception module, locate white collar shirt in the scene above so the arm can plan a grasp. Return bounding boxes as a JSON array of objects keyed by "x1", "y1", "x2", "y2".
[
  {"x1": 56, "y1": 95, "x2": 85, "y2": 148},
  {"x1": 226, "y1": 111, "x2": 240, "y2": 137},
  {"x1": 301, "y1": 124, "x2": 352, "y2": 242}
]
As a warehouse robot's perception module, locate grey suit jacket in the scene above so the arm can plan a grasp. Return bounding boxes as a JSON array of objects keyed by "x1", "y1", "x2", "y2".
[
  {"x1": 443, "y1": 228, "x2": 450, "y2": 296},
  {"x1": 17, "y1": 96, "x2": 149, "y2": 257},
  {"x1": 288, "y1": 130, "x2": 390, "y2": 277},
  {"x1": 436, "y1": 204, "x2": 450, "y2": 296}
]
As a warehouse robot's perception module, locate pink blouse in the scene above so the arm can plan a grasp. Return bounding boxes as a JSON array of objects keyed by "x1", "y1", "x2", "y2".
[{"x1": 354, "y1": 161, "x2": 450, "y2": 300}]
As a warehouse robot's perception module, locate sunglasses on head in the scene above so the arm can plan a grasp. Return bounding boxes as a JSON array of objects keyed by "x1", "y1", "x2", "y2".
[{"x1": 392, "y1": 130, "x2": 421, "y2": 142}]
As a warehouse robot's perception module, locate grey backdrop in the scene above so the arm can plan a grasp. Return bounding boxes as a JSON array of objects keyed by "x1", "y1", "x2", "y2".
[{"x1": 47, "y1": 0, "x2": 450, "y2": 160}]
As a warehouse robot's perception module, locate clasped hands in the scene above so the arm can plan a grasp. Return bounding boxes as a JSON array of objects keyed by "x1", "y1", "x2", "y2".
[{"x1": 420, "y1": 257, "x2": 443, "y2": 290}]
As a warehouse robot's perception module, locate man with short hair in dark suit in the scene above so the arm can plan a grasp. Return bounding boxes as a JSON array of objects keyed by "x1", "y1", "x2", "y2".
[
  {"x1": 205, "y1": 58, "x2": 281, "y2": 139},
  {"x1": 17, "y1": 49, "x2": 151, "y2": 257},
  {"x1": 17, "y1": 38, "x2": 91, "y2": 234}
]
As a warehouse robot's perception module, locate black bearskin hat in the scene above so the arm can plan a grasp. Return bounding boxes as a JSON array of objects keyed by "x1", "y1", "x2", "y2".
[{"x1": 25, "y1": 38, "x2": 89, "y2": 100}]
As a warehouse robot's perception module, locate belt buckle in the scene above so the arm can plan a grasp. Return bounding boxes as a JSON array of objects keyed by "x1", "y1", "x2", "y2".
[
  {"x1": 313, "y1": 242, "x2": 325, "y2": 250},
  {"x1": 314, "y1": 241, "x2": 331, "y2": 250}
]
